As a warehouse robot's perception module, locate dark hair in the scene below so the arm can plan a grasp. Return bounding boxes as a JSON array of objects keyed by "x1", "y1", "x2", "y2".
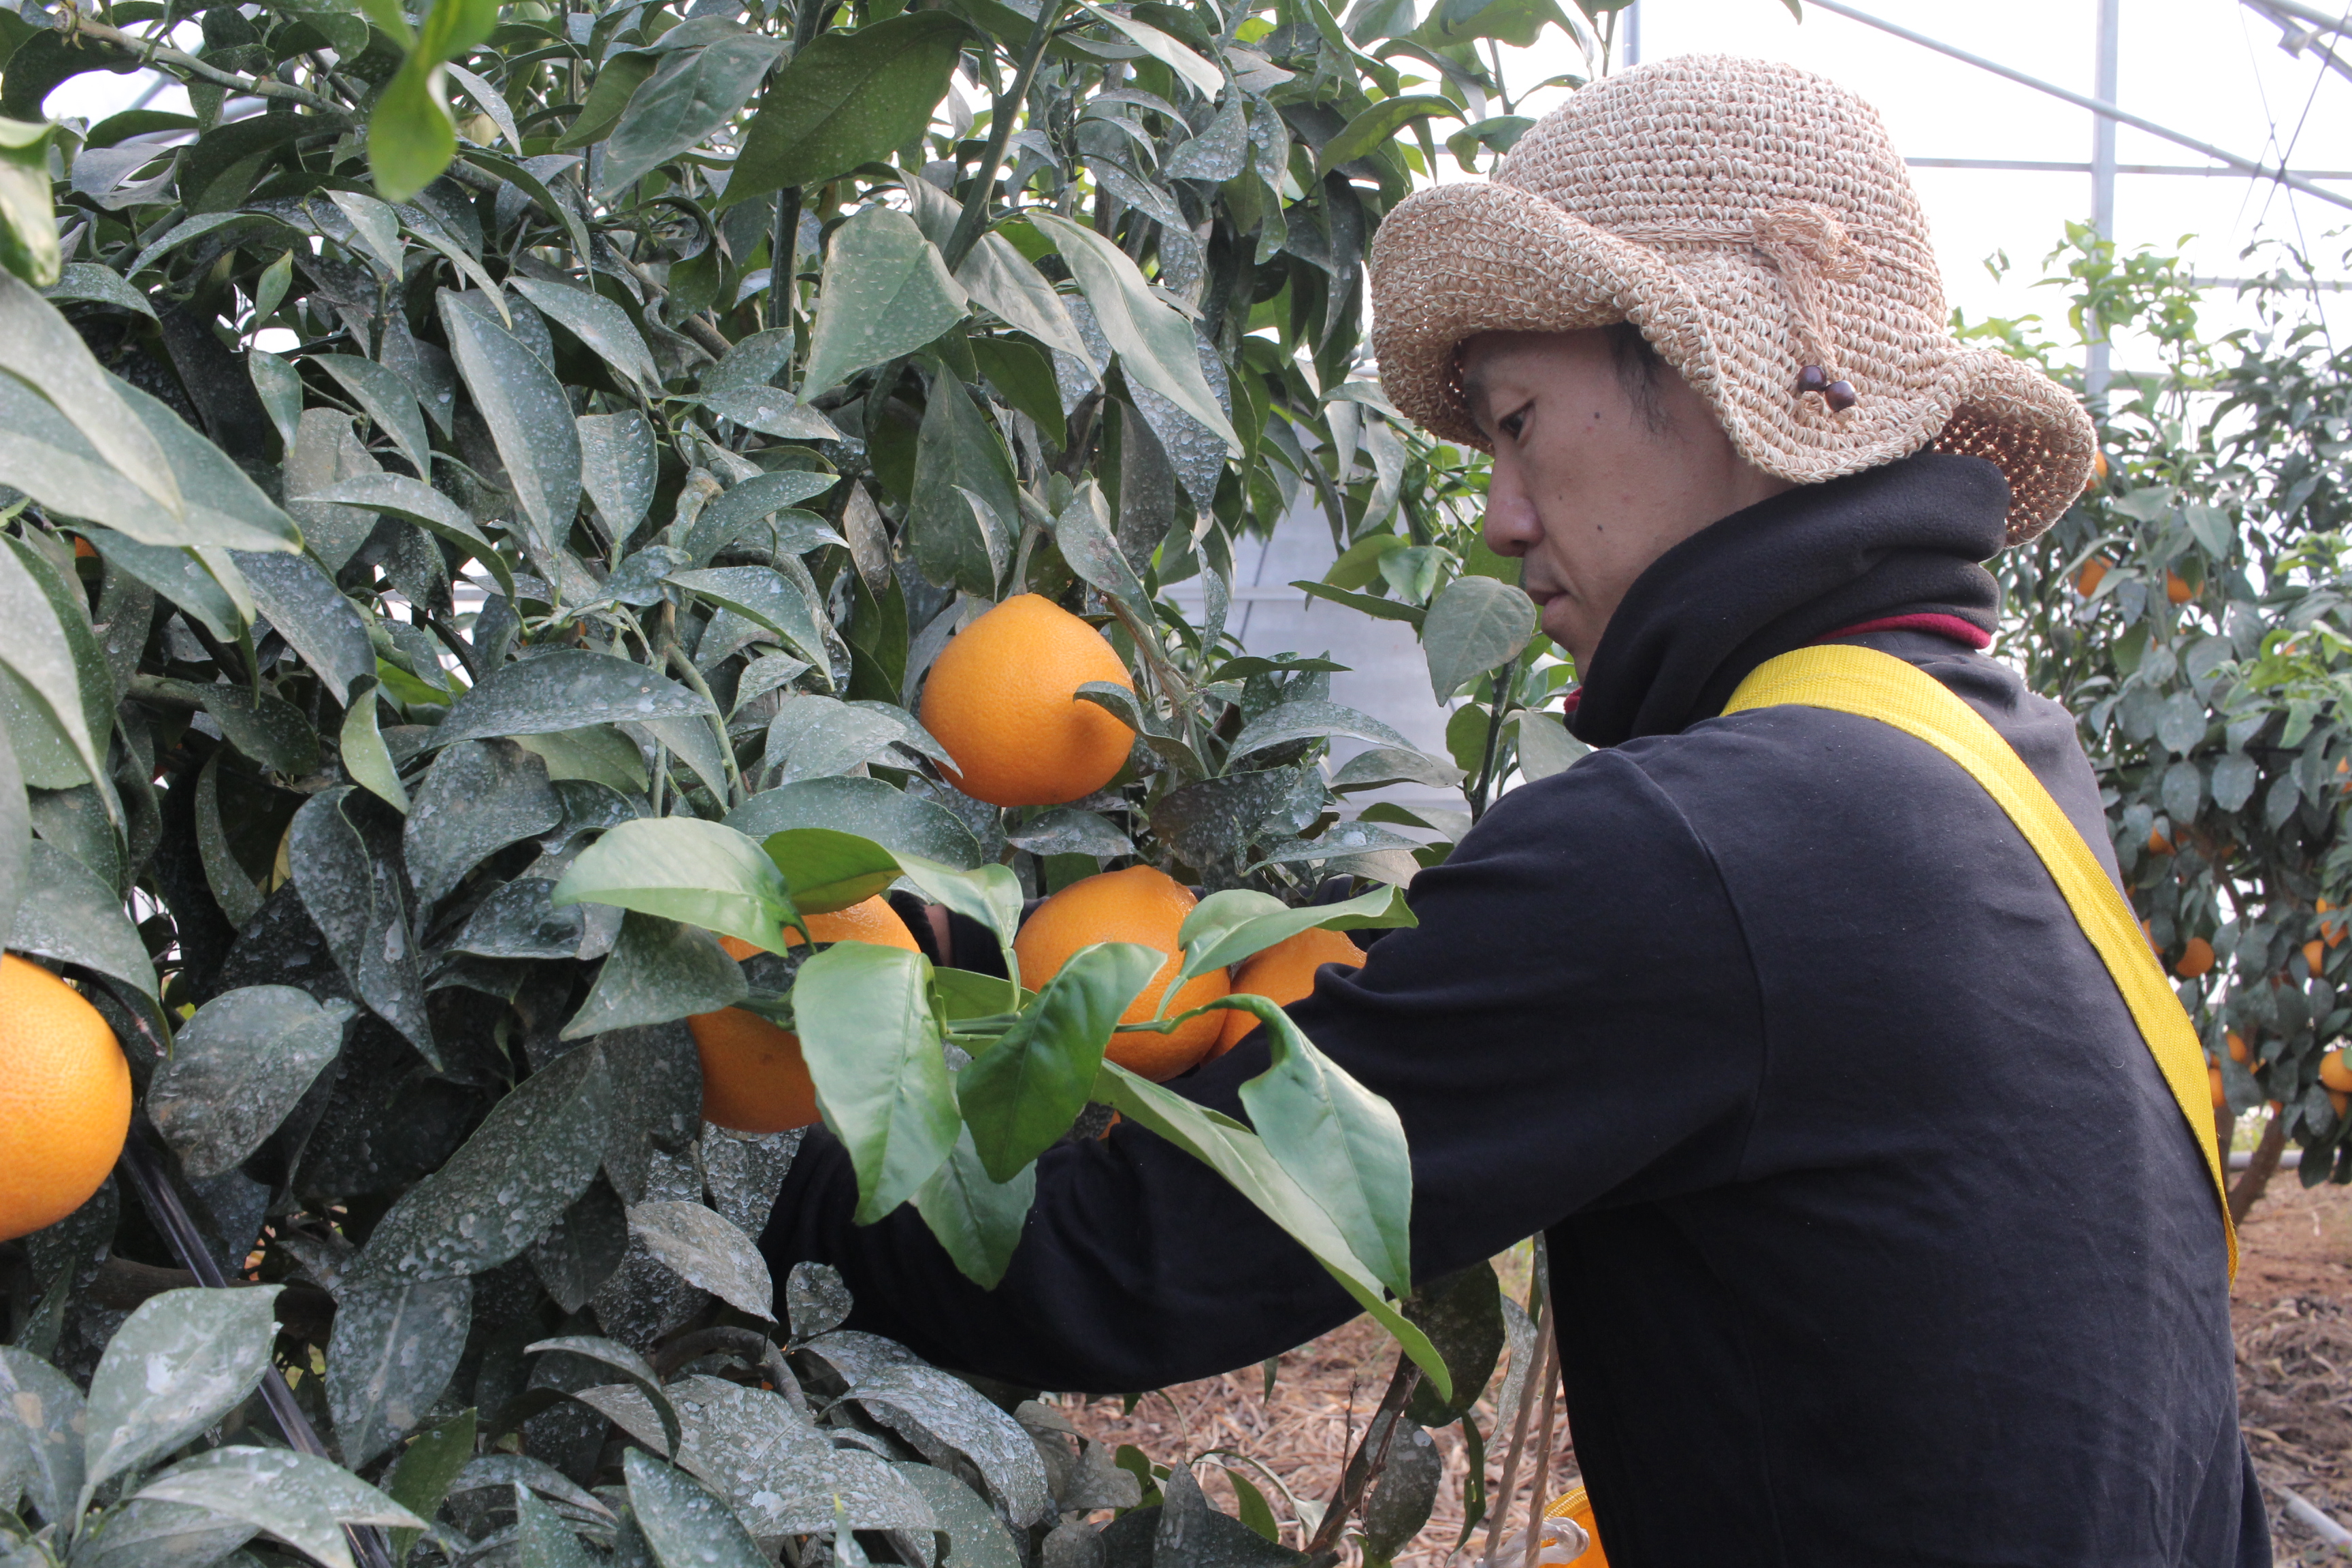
[{"x1": 1605, "y1": 321, "x2": 1671, "y2": 436}]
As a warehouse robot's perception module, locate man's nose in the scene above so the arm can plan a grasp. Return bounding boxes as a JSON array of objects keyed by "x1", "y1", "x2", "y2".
[{"x1": 1483, "y1": 465, "x2": 1539, "y2": 559}]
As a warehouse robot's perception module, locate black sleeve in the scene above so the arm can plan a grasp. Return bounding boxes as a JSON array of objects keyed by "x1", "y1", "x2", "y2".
[{"x1": 759, "y1": 752, "x2": 1768, "y2": 1392}]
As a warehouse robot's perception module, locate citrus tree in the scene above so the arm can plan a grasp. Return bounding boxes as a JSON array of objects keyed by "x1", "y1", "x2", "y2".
[{"x1": 0, "y1": 0, "x2": 1634, "y2": 1558}]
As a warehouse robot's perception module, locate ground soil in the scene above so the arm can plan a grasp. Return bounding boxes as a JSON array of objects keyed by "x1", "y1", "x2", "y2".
[{"x1": 1056, "y1": 1190, "x2": 2352, "y2": 1566}]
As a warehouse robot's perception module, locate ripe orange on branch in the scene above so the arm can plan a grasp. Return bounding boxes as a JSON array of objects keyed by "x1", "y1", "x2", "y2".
[
  {"x1": 1211, "y1": 926, "x2": 1366, "y2": 1058},
  {"x1": 2320, "y1": 1048, "x2": 2352, "y2": 1094},
  {"x1": 2073, "y1": 557, "x2": 2110, "y2": 596},
  {"x1": 2175, "y1": 937, "x2": 2215, "y2": 978},
  {"x1": 1013, "y1": 866, "x2": 1230, "y2": 1081},
  {"x1": 2166, "y1": 570, "x2": 2193, "y2": 605},
  {"x1": 692, "y1": 898, "x2": 923, "y2": 1134},
  {"x1": 0, "y1": 953, "x2": 131, "y2": 1243},
  {"x1": 919, "y1": 593, "x2": 1136, "y2": 807}
]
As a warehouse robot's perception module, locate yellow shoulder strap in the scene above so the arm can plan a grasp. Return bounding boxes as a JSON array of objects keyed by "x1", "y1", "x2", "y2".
[{"x1": 1722, "y1": 643, "x2": 2238, "y2": 1279}]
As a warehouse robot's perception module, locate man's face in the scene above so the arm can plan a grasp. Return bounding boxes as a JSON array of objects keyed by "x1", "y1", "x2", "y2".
[{"x1": 1462, "y1": 329, "x2": 1791, "y2": 673}]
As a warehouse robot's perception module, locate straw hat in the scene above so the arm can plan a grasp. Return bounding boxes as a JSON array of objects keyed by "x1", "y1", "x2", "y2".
[{"x1": 1369, "y1": 55, "x2": 2095, "y2": 543}]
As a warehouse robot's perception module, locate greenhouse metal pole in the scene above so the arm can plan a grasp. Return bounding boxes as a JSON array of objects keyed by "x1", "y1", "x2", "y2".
[
  {"x1": 1801, "y1": 0, "x2": 2352, "y2": 214},
  {"x1": 2089, "y1": 0, "x2": 2120, "y2": 406}
]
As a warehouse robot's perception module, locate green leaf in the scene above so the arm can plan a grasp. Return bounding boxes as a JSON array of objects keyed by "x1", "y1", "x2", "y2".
[
  {"x1": 667, "y1": 566, "x2": 830, "y2": 670},
  {"x1": 517, "y1": 1488, "x2": 602, "y2": 1568},
  {"x1": 369, "y1": 58, "x2": 459, "y2": 206},
  {"x1": 557, "y1": 49, "x2": 656, "y2": 149},
  {"x1": 1400, "y1": 1262, "x2": 1503, "y2": 1425},
  {"x1": 626, "y1": 1200, "x2": 774, "y2": 1319},
  {"x1": 1422, "y1": 575, "x2": 1535, "y2": 702},
  {"x1": 45, "y1": 261, "x2": 157, "y2": 320},
  {"x1": 385, "y1": 1409, "x2": 478, "y2": 1568},
  {"x1": 1511, "y1": 710, "x2": 1585, "y2": 781},
  {"x1": 794, "y1": 941, "x2": 958, "y2": 1222},
  {"x1": 1228, "y1": 700, "x2": 1412, "y2": 760},
  {"x1": 1052, "y1": 480, "x2": 1149, "y2": 614},
  {"x1": 82, "y1": 1287, "x2": 285, "y2": 1510},
  {"x1": 1072, "y1": 0, "x2": 1222, "y2": 96},
  {"x1": 969, "y1": 334, "x2": 1065, "y2": 440},
  {"x1": 438, "y1": 288, "x2": 583, "y2": 557},
  {"x1": 579, "y1": 410, "x2": 658, "y2": 538},
  {"x1": 561, "y1": 911, "x2": 747, "y2": 1039},
  {"x1": 203, "y1": 683, "x2": 321, "y2": 776},
  {"x1": 0, "y1": 118, "x2": 60, "y2": 288},
  {"x1": 250, "y1": 348, "x2": 302, "y2": 451},
  {"x1": 758, "y1": 826, "x2": 902, "y2": 915},
  {"x1": 957, "y1": 237, "x2": 1090, "y2": 361},
  {"x1": 1175, "y1": 881, "x2": 1412, "y2": 985},
  {"x1": 147, "y1": 985, "x2": 353, "y2": 1179},
  {"x1": 599, "y1": 33, "x2": 785, "y2": 195},
  {"x1": 353, "y1": 1043, "x2": 610, "y2": 1283},
  {"x1": 327, "y1": 1272, "x2": 472, "y2": 1468},
  {"x1": 894, "y1": 854, "x2": 1024, "y2": 974},
  {"x1": 552, "y1": 817, "x2": 797, "y2": 953},
  {"x1": 404, "y1": 738, "x2": 563, "y2": 905},
  {"x1": 1093, "y1": 1064, "x2": 1449, "y2": 1403},
  {"x1": 289, "y1": 787, "x2": 434, "y2": 1059},
  {"x1": 1316, "y1": 95, "x2": 1461, "y2": 176},
  {"x1": 913, "y1": 1126, "x2": 1037, "y2": 1288},
  {"x1": 1028, "y1": 212, "x2": 1238, "y2": 453},
  {"x1": 511, "y1": 275, "x2": 662, "y2": 395},
  {"x1": 131, "y1": 1447, "x2": 423, "y2": 1568},
  {"x1": 433, "y1": 649, "x2": 711, "y2": 747},
  {"x1": 959, "y1": 941, "x2": 1162, "y2": 1180},
  {"x1": 341, "y1": 680, "x2": 410, "y2": 812},
  {"x1": 521, "y1": 1335, "x2": 679, "y2": 1458},
  {"x1": 0, "y1": 546, "x2": 111, "y2": 793},
  {"x1": 0, "y1": 1345, "x2": 85, "y2": 1527},
  {"x1": 1227, "y1": 998, "x2": 1412, "y2": 1296},
  {"x1": 725, "y1": 776, "x2": 984, "y2": 868},
  {"x1": 303, "y1": 470, "x2": 513, "y2": 599},
  {"x1": 234, "y1": 549, "x2": 376, "y2": 706},
  {"x1": 722, "y1": 13, "x2": 970, "y2": 211},
  {"x1": 1292, "y1": 578, "x2": 1424, "y2": 625},
  {"x1": 312, "y1": 355, "x2": 434, "y2": 482},
  {"x1": 0, "y1": 270, "x2": 182, "y2": 521},
  {"x1": 624, "y1": 1449, "x2": 771, "y2": 1568},
  {"x1": 12, "y1": 839, "x2": 156, "y2": 998},
  {"x1": 802, "y1": 207, "x2": 968, "y2": 397},
  {"x1": 907, "y1": 365, "x2": 1015, "y2": 596}
]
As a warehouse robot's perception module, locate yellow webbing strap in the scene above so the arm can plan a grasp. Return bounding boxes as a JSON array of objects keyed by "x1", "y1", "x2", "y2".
[{"x1": 1722, "y1": 643, "x2": 2238, "y2": 1279}]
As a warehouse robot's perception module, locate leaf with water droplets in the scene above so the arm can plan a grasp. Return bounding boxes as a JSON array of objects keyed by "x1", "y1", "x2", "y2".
[
  {"x1": 431, "y1": 651, "x2": 713, "y2": 749},
  {"x1": 130, "y1": 1447, "x2": 422, "y2": 1568},
  {"x1": 290, "y1": 787, "x2": 436, "y2": 1064},
  {"x1": 626, "y1": 1201, "x2": 773, "y2": 1320},
  {"x1": 578, "y1": 410, "x2": 657, "y2": 540},
  {"x1": 803, "y1": 1330, "x2": 1051, "y2": 1526},
  {"x1": 785, "y1": 1261, "x2": 851, "y2": 1342},
  {"x1": 67, "y1": 1495, "x2": 258, "y2": 1568},
  {"x1": 404, "y1": 738, "x2": 564, "y2": 905},
  {"x1": 438, "y1": 288, "x2": 583, "y2": 555},
  {"x1": 559, "y1": 912, "x2": 746, "y2": 1040},
  {"x1": 623, "y1": 1448, "x2": 770, "y2": 1568},
  {"x1": 353, "y1": 1044, "x2": 611, "y2": 1284},
  {"x1": 326, "y1": 1271, "x2": 472, "y2": 1468},
  {"x1": 147, "y1": 985, "x2": 353, "y2": 1179},
  {"x1": 81, "y1": 1286, "x2": 284, "y2": 1511},
  {"x1": 0, "y1": 1345, "x2": 85, "y2": 1526}
]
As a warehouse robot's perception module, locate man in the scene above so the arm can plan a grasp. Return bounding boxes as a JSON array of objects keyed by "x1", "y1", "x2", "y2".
[{"x1": 766, "y1": 56, "x2": 2261, "y2": 1565}]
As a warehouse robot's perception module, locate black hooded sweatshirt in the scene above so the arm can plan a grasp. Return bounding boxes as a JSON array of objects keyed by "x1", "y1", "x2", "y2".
[{"x1": 763, "y1": 453, "x2": 2268, "y2": 1567}]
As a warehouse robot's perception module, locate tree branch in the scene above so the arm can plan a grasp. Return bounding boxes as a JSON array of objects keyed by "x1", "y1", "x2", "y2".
[
  {"x1": 941, "y1": 0, "x2": 1067, "y2": 272},
  {"x1": 60, "y1": 3, "x2": 351, "y2": 116}
]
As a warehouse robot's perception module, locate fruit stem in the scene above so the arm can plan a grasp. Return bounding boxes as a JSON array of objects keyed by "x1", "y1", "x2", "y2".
[{"x1": 1468, "y1": 650, "x2": 1526, "y2": 823}]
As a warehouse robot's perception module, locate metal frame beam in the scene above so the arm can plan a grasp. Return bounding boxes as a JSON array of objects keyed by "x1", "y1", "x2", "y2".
[{"x1": 1802, "y1": 0, "x2": 2352, "y2": 214}]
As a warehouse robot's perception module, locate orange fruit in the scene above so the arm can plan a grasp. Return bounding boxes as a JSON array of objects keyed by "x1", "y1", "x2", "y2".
[
  {"x1": 1012, "y1": 866, "x2": 1229, "y2": 1081},
  {"x1": 2176, "y1": 937, "x2": 2215, "y2": 978},
  {"x1": 2321, "y1": 1048, "x2": 2352, "y2": 1094},
  {"x1": 693, "y1": 898, "x2": 922, "y2": 1134},
  {"x1": 2089, "y1": 450, "x2": 2110, "y2": 489},
  {"x1": 2074, "y1": 557, "x2": 2110, "y2": 595},
  {"x1": 1543, "y1": 1486, "x2": 1608, "y2": 1568},
  {"x1": 2305, "y1": 938, "x2": 2328, "y2": 977},
  {"x1": 2333, "y1": 1089, "x2": 2350, "y2": 1119},
  {"x1": 918, "y1": 593, "x2": 1136, "y2": 807},
  {"x1": 2227, "y1": 1030, "x2": 2250, "y2": 1065},
  {"x1": 2209, "y1": 1064, "x2": 2227, "y2": 1109},
  {"x1": 2147, "y1": 827, "x2": 2172, "y2": 855},
  {"x1": 2166, "y1": 570, "x2": 2193, "y2": 605},
  {"x1": 1211, "y1": 926, "x2": 1366, "y2": 1058},
  {"x1": 0, "y1": 954, "x2": 131, "y2": 1243}
]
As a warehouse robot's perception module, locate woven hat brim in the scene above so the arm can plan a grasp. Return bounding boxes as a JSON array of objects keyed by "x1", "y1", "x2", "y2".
[{"x1": 1369, "y1": 180, "x2": 2095, "y2": 543}]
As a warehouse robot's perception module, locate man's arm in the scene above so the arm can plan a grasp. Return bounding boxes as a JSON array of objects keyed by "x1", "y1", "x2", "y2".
[{"x1": 759, "y1": 751, "x2": 1767, "y2": 1392}]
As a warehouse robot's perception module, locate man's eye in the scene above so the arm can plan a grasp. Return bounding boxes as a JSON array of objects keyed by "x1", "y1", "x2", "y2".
[{"x1": 1497, "y1": 408, "x2": 1529, "y2": 440}]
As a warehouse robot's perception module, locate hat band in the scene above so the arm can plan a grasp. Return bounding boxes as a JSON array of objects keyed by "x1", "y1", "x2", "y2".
[{"x1": 1612, "y1": 203, "x2": 1868, "y2": 380}]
